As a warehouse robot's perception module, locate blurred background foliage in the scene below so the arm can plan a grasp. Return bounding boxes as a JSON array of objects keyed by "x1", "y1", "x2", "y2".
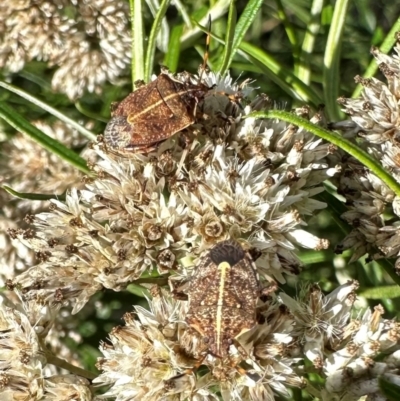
[{"x1": 1, "y1": 0, "x2": 400, "y2": 387}]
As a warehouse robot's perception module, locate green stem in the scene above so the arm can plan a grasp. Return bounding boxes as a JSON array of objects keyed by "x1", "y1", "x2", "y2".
[
  {"x1": 46, "y1": 352, "x2": 97, "y2": 381},
  {"x1": 297, "y1": 0, "x2": 324, "y2": 84},
  {"x1": 144, "y1": 0, "x2": 172, "y2": 82},
  {"x1": 129, "y1": 0, "x2": 145, "y2": 84},
  {"x1": 249, "y1": 110, "x2": 400, "y2": 197},
  {"x1": 0, "y1": 81, "x2": 96, "y2": 141},
  {"x1": 0, "y1": 102, "x2": 90, "y2": 175},
  {"x1": 322, "y1": 0, "x2": 350, "y2": 120},
  {"x1": 2, "y1": 185, "x2": 66, "y2": 201},
  {"x1": 134, "y1": 277, "x2": 169, "y2": 286}
]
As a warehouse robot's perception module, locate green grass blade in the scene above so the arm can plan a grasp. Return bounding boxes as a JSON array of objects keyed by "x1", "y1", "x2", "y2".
[
  {"x1": 275, "y1": 0, "x2": 298, "y2": 49},
  {"x1": 359, "y1": 285, "x2": 400, "y2": 299},
  {"x1": 130, "y1": 0, "x2": 145, "y2": 83},
  {"x1": 144, "y1": 0, "x2": 172, "y2": 82},
  {"x1": 322, "y1": 0, "x2": 350, "y2": 120},
  {"x1": 0, "y1": 102, "x2": 90, "y2": 175},
  {"x1": 217, "y1": 0, "x2": 237, "y2": 75},
  {"x1": 352, "y1": 15, "x2": 400, "y2": 98},
  {"x1": 163, "y1": 24, "x2": 184, "y2": 72},
  {"x1": 379, "y1": 376, "x2": 400, "y2": 401},
  {"x1": 297, "y1": 0, "x2": 324, "y2": 84},
  {"x1": 173, "y1": 0, "x2": 192, "y2": 28},
  {"x1": 282, "y1": 0, "x2": 311, "y2": 24},
  {"x1": 230, "y1": 62, "x2": 262, "y2": 74},
  {"x1": 146, "y1": 0, "x2": 170, "y2": 53},
  {"x1": 2, "y1": 185, "x2": 66, "y2": 201},
  {"x1": 223, "y1": 0, "x2": 263, "y2": 72},
  {"x1": 239, "y1": 41, "x2": 323, "y2": 106},
  {"x1": 0, "y1": 81, "x2": 96, "y2": 141}
]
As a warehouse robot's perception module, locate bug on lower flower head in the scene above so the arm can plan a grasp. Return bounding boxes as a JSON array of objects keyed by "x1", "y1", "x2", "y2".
[{"x1": 179, "y1": 240, "x2": 262, "y2": 358}]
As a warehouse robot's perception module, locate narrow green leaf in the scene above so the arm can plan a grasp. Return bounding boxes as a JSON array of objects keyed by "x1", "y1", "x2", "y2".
[
  {"x1": 19, "y1": 70, "x2": 52, "y2": 91},
  {"x1": 0, "y1": 81, "x2": 96, "y2": 141},
  {"x1": 379, "y1": 376, "x2": 400, "y2": 401},
  {"x1": 224, "y1": 0, "x2": 263, "y2": 72},
  {"x1": 127, "y1": 283, "x2": 150, "y2": 298},
  {"x1": 282, "y1": 0, "x2": 312, "y2": 24},
  {"x1": 2, "y1": 186, "x2": 66, "y2": 201},
  {"x1": 359, "y1": 285, "x2": 400, "y2": 300},
  {"x1": 379, "y1": 259, "x2": 400, "y2": 286},
  {"x1": 164, "y1": 24, "x2": 183, "y2": 72},
  {"x1": 297, "y1": 0, "x2": 324, "y2": 84},
  {"x1": 323, "y1": 0, "x2": 350, "y2": 120},
  {"x1": 239, "y1": 41, "x2": 323, "y2": 106},
  {"x1": 217, "y1": 0, "x2": 236, "y2": 75},
  {"x1": 173, "y1": 0, "x2": 192, "y2": 28},
  {"x1": 230, "y1": 62, "x2": 262, "y2": 74},
  {"x1": 0, "y1": 102, "x2": 90, "y2": 175},
  {"x1": 298, "y1": 250, "x2": 331, "y2": 265},
  {"x1": 130, "y1": 0, "x2": 145, "y2": 83},
  {"x1": 195, "y1": 24, "x2": 323, "y2": 105},
  {"x1": 352, "y1": 15, "x2": 400, "y2": 98},
  {"x1": 317, "y1": 189, "x2": 350, "y2": 236},
  {"x1": 146, "y1": 0, "x2": 170, "y2": 53},
  {"x1": 275, "y1": 0, "x2": 298, "y2": 49},
  {"x1": 75, "y1": 101, "x2": 108, "y2": 123},
  {"x1": 249, "y1": 110, "x2": 400, "y2": 198},
  {"x1": 144, "y1": 0, "x2": 172, "y2": 82}
]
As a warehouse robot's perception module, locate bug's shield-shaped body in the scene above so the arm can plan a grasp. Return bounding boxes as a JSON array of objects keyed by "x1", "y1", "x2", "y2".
[
  {"x1": 104, "y1": 73, "x2": 209, "y2": 152},
  {"x1": 186, "y1": 240, "x2": 260, "y2": 358}
]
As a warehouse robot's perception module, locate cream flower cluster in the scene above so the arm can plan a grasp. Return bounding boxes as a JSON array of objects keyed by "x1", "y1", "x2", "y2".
[
  {"x1": 0, "y1": 0, "x2": 131, "y2": 99},
  {"x1": 3, "y1": 67, "x2": 399, "y2": 400},
  {"x1": 334, "y1": 41, "x2": 400, "y2": 269},
  {"x1": 0, "y1": 121, "x2": 93, "y2": 287},
  {"x1": 11, "y1": 71, "x2": 332, "y2": 314}
]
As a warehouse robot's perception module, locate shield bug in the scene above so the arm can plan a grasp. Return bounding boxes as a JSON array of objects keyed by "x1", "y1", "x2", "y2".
[
  {"x1": 103, "y1": 72, "x2": 210, "y2": 153},
  {"x1": 182, "y1": 240, "x2": 261, "y2": 358},
  {"x1": 104, "y1": 19, "x2": 214, "y2": 154}
]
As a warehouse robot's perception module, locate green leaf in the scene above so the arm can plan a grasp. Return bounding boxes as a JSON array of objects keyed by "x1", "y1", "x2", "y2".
[
  {"x1": 322, "y1": 0, "x2": 350, "y2": 120},
  {"x1": 298, "y1": 250, "x2": 331, "y2": 265},
  {"x1": 164, "y1": 24, "x2": 183, "y2": 72},
  {"x1": 297, "y1": 0, "x2": 324, "y2": 84},
  {"x1": 217, "y1": 0, "x2": 237, "y2": 75},
  {"x1": 130, "y1": 0, "x2": 145, "y2": 83},
  {"x1": 359, "y1": 285, "x2": 400, "y2": 300},
  {"x1": 0, "y1": 81, "x2": 96, "y2": 141},
  {"x1": 127, "y1": 283, "x2": 150, "y2": 298},
  {"x1": 239, "y1": 41, "x2": 323, "y2": 106},
  {"x1": 75, "y1": 101, "x2": 108, "y2": 123},
  {"x1": 317, "y1": 188, "x2": 350, "y2": 236},
  {"x1": 275, "y1": 0, "x2": 298, "y2": 49},
  {"x1": 0, "y1": 102, "x2": 90, "y2": 175},
  {"x1": 2, "y1": 185, "x2": 66, "y2": 201},
  {"x1": 379, "y1": 376, "x2": 400, "y2": 401},
  {"x1": 223, "y1": 0, "x2": 263, "y2": 73},
  {"x1": 144, "y1": 0, "x2": 172, "y2": 82},
  {"x1": 146, "y1": 0, "x2": 170, "y2": 53}
]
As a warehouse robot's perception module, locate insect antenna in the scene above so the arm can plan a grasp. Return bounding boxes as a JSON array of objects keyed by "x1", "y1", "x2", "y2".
[{"x1": 198, "y1": 15, "x2": 212, "y2": 82}]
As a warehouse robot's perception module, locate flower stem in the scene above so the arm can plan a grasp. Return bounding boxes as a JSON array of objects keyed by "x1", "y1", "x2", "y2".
[{"x1": 46, "y1": 352, "x2": 97, "y2": 381}]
